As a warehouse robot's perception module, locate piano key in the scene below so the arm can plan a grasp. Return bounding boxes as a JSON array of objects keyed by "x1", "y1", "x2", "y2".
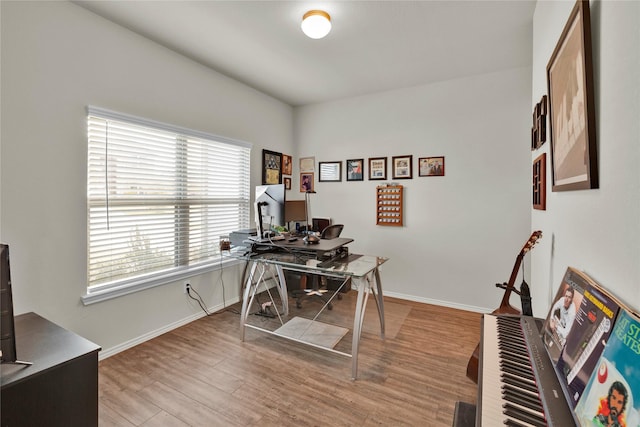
[{"x1": 477, "y1": 314, "x2": 577, "y2": 426}]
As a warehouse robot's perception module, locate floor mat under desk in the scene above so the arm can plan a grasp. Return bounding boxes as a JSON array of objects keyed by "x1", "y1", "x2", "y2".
[{"x1": 274, "y1": 316, "x2": 349, "y2": 349}]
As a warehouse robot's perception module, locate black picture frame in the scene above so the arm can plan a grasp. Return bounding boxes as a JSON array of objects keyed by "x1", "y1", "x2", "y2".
[
  {"x1": 262, "y1": 149, "x2": 282, "y2": 185},
  {"x1": 319, "y1": 161, "x2": 342, "y2": 182},
  {"x1": 392, "y1": 155, "x2": 413, "y2": 180},
  {"x1": 368, "y1": 157, "x2": 387, "y2": 180},
  {"x1": 346, "y1": 159, "x2": 364, "y2": 181}
]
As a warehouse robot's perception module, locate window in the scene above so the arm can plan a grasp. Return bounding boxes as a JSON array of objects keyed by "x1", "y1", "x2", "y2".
[{"x1": 83, "y1": 106, "x2": 251, "y2": 304}]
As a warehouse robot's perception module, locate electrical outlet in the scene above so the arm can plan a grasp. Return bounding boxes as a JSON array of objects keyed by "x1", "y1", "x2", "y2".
[{"x1": 184, "y1": 282, "x2": 191, "y2": 294}]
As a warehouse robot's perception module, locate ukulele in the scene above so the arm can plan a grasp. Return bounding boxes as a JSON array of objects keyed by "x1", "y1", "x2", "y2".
[{"x1": 465, "y1": 230, "x2": 542, "y2": 383}]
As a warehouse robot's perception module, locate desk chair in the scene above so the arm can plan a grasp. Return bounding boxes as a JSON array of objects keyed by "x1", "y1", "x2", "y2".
[{"x1": 293, "y1": 225, "x2": 345, "y2": 309}]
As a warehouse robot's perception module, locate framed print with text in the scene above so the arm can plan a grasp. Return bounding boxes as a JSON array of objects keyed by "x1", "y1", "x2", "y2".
[
  {"x1": 319, "y1": 161, "x2": 342, "y2": 182},
  {"x1": 346, "y1": 159, "x2": 364, "y2": 181},
  {"x1": 547, "y1": 0, "x2": 598, "y2": 191},
  {"x1": 368, "y1": 157, "x2": 387, "y2": 180},
  {"x1": 299, "y1": 156, "x2": 315, "y2": 173},
  {"x1": 262, "y1": 149, "x2": 282, "y2": 185},
  {"x1": 392, "y1": 155, "x2": 413, "y2": 179}
]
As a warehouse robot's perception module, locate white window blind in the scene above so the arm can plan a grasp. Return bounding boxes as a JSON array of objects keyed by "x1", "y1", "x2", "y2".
[{"x1": 85, "y1": 106, "x2": 251, "y2": 300}]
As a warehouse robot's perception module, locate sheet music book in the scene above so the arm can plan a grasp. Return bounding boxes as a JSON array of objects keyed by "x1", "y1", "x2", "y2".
[
  {"x1": 574, "y1": 308, "x2": 640, "y2": 426},
  {"x1": 556, "y1": 276, "x2": 621, "y2": 408}
]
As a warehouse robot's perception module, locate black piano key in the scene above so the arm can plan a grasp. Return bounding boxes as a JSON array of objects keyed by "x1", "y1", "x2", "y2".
[
  {"x1": 502, "y1": 383, "x2": 541, "y2": 402},
  {"x1": 504, "y1": 420, "x2": 532, "y2": 427},
  {"x1": 501, "y1": 374, "x2": 539, "y2": 394},
  {"x1": 502, "y1": 387, "x2": 545, "y2": 414},
  {"x1": 503, "y1": 402, "x2": 547, "y2": 427},
  {"x1": 500, "y1": 363, "x2": 536, "y2": 381}
]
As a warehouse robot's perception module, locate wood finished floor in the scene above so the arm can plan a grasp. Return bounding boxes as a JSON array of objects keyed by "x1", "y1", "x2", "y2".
[{"x1": 98, "y1": 294, "x2": 481, "y2": 426}]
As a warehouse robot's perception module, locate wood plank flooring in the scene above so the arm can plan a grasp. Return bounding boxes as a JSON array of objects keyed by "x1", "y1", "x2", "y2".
[{"x1": 98, "y1": 294, "x2": 481, "y2": 426}]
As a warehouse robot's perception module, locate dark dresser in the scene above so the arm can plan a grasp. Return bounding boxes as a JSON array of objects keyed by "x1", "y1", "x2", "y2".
[{"x1": 1, "y1": 312, "x2": 101, "y2": 426}]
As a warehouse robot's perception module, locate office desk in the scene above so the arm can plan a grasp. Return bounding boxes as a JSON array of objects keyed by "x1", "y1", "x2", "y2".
[{"x1": 232, "y1": 245, "x2": 387, "y2": 379}]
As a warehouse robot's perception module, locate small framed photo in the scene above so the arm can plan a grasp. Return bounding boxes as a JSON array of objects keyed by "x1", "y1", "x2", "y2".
[
  {"x1": 368, "y1": 157, "x2": 387, "y2": 180},
  {"x1": 300, "y1": 172, "x2": 314, "y2": 192},
  {"x1": 392, "y1": 155, "x2": 413, "y2": 179},
  {"x1": 419, "y1": 156, "x2": 445, "y2": 177},
  {"x1": 319, "y1": 161, "x2": 342, "y2": 182},
  {"x1": 284, "y1": 177, "x2": 292, "y2": 190},
  {"x1": 282, "y1": 154, "x2": 292, "y2": 175},
  {"x1": 346, "y1": 159, "x2": 364, "y2": 181},
  {"x1": 262, "y1": 149, "x2": 282, "y2": 185}
]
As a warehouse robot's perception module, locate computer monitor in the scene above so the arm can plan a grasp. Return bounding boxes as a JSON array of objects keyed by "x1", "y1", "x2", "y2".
[{"x1": 255, "y1": 184, "x2": 285, "y2": 239}]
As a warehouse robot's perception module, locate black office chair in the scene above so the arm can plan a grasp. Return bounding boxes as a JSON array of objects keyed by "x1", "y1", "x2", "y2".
[
  {"x1": 293, "y1": 224, "x2": 345, "y2": 309},
  {"x1": 320, "y1": 224, "x2": 343, "y2": 240}
]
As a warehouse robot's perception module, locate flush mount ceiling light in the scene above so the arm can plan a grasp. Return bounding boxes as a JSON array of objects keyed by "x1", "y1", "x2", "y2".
[{"x1": 301, "y1": 10, "x2": 331, "y2": 39}]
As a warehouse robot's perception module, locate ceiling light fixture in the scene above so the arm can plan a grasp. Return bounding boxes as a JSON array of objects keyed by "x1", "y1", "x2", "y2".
[{"x1": 301, "y1": 10, "x2": 331, "y2": 39}]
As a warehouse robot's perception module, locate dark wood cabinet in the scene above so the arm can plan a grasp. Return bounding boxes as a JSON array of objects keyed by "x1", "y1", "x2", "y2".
[{"x1": 1, "y1": 312, "x2": 101, "y2": 427}]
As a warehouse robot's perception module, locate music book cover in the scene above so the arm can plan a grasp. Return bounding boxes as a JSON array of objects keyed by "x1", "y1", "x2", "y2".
[
  {"x1": 542, "y1": 267, "x2": 587, "y2": 364},
  {"x1": 556, "y1": 275, "x2": 621, "y2": 408},
  {"x1": 574, "y1": 309, "x2": 640, "y2": 427}
]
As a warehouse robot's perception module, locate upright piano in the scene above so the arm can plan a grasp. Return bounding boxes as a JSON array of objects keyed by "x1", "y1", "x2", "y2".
[{"x1": 475, "y1": 314, "x2": 577, "y2": 426}]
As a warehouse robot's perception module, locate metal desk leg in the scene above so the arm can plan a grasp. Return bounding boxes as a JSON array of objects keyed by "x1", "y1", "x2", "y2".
[
  {"x1": 372, "y1": 267, "x2": 385, "y2": 339},
  {"x1": 240, "y1": 261, "x2": 259, "y2": 341},
  {"x1": 351, "y1": 275, "x2": 370, "y2": 380},
  {"x1": 274, "y1": 265, "x2": 289, "y2": 316}
]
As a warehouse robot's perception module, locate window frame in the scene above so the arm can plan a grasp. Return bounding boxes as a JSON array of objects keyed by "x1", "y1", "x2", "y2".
[{"x1": 82, "y1": 106, "x2": 252, "y2": 305}]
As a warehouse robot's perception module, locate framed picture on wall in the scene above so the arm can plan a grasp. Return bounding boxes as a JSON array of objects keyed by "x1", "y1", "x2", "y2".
[
  {"x1": 262, "y1": 149, "x2": 282, "y2": 185},
  {"x1": 418, "y1": 156, "x2": 445, "y2": 177},
  {"x1": 547, "y1": 0, "x2": 598, "y2": 191},
  {"x1": 299, "y1": 156, "x2": 315, "y2": 173},
  {"x1": 282, "y1": 154, "x2": 292, "y2": 175},
  {"x1": 319, "y1": 161, "x2": 342, "y2": 182},
  {"x1": 300, "y1": 172, "x2": 314, "y2": 192},
  {"x1": 368, "y1": 157, "x2": 387, "y2": 180},
  {"x1": 392, "y1": 155, "x2": 413, "y2": 179},
  {"x1": 346, "y1": 159, "x2": 364, "y2": 181},
  {"x1": 284, "y1": 177, "x2": 291, "y2": 190}
]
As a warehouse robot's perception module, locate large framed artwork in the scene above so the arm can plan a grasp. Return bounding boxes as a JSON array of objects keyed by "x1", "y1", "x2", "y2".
[
  {"x1": 262, "y1": 149, "x2": 282, "y2": 185},
  {"x1": 546, "y1": 0, "x2": 598, "y2": 191}
]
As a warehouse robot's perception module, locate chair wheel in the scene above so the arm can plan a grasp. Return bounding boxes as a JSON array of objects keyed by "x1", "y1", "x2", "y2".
[
  {"x1": 296, "y1": 301, "x2": 302, "y2": 309},
  {"x1": 337, "y1": 294, "x2": 343, "y2": 300},
  {"x1": 328, "y1": 303, "x2": 333, "y2": 310}
]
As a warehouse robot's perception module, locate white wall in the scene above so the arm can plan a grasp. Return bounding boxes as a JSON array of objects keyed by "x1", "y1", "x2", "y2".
[
  {"x1": 294, "y1": 67, "x2": 533, "y2": 311},
  {"x1": 0, "y1": 1, "x2": 293, "y2": 355},
  {"x1": 530, "y1": 1, "x2": 640, "y2": 315}
]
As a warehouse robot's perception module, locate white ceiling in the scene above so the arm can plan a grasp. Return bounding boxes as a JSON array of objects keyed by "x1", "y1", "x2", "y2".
[{"x1": 74, "y1": 0, "x2": 536, "y2": 107}]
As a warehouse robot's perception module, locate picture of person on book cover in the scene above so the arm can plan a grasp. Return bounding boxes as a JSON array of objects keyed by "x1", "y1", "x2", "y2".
[
  {"x1": 557, "y1": 279, "x2": 621, "y2": 407},
  {"x1": 542, "y1": 268, "x2": 584, "y2": 363},
  {"x1": 575, "y1": 310, "x2": 640, "y2": 427}
]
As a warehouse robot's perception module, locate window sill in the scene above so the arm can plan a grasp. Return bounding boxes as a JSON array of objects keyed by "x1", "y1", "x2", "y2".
[{"x1": 81, "y1": 257, "x2": 244, "y2": 305}]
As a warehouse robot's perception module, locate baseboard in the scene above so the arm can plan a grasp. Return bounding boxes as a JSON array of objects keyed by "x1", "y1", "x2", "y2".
[
  {"x1": 383, "y1": 290, "x2": 488, "y2": 314},
  {"x1": 98, "y1": 296, "x2": 240, "y2": 360}
]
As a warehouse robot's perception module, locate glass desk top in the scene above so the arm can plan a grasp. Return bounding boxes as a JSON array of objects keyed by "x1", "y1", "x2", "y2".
[{"x1": 227, "y1": 247, "x2": 387, "y2": 277}]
